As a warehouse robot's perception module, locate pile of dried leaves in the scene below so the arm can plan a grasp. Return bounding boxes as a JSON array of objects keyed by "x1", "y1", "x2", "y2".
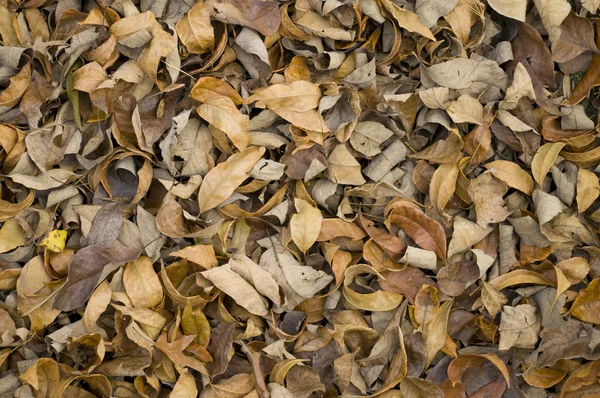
[{"x1": 3, "y1": 0, "x2": 600, "y2": 396}]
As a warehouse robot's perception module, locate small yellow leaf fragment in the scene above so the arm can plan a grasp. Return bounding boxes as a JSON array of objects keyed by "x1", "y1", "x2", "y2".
[{"x1": 40, "y1": 230, "x2": 67, "y2": 253}]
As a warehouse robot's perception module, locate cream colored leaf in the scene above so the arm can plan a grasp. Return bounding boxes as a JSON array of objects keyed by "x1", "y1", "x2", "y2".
[
  {"x1": 447, "y1": 217, "x2": 493, "y2": 258},
  {"x1": 500, "y1": 62, "x2": 535, "y2": 110},
  {"x1": 488, "y1": 0, "x2": 527, "y2": 21},
  {"x1": 418, "y1": 87, "x2": 452, "y2": 110},
  {"x1": 350, "y1": 121, "x2": 394, "y2": 157},
  {"x1": 415, "y1": 0, "x2": 459, "y2": 28},
  {"x1": 201, "y1": 264, "x2": 268, "y2": 316},
  {"x1": 447, "y1": 94, "x2": 484, "y2": 125},
  {"x1": 228, "y1": 254, "x2": 282, "y2": 306},
  {"x1": 291, "y1": 199, "x2": 323, "y2": 253},
  {"x1": 326, "y1": 144, "x2": 366, "y2": 185},
  {"x1": 582, "y1": 0, "x2": 600, "y2": 13},
  {"x1": 401, "y1": 246, "x2": 438, "y2": 271},
  {"x1": 533, "y1": 0, "x2": 571, "y2": 43},
  {"x1": 197, "y1": 146, "x2": 265, "y2": 213},
  {"x1": 10, "y1": 169, "x2": 74, "y2": 190}
]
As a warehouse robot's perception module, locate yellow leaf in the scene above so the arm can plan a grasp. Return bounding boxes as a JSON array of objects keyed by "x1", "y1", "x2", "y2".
[
  {"x1": 39, "y1": 230, "x2": 67, "y2": 253},
  {"x1": 524, "y1": 367, "x2": 567, "y2": 388},
  {"x1": 490, "y1": 269, "x2": 555, "y2": 291}
]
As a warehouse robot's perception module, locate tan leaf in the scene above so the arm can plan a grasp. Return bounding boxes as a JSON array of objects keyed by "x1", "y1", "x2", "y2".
[
  {"x1": 197, "y1": 96, "x2": 250, "y2": 151},
  {"x1": 379, "y1": 0, "x2": 436, "y2": 40},
  {"x1": 483, "y1": 160, "x2": 534, "y2": 195},
  {"x1": 197, "y1": 146, "x2": 265, "y2": 213},
  {"x1": 498, "y1": 304, "x2": 541, "y2": 350},
  {"x1": 176, "y1": 1, "x2": 214, "y2": 54},
  {"x1": 191, "y1": 76, "x2": 243, "y2": 105},
  {"x1": 326, "y1": 144, "x2": 366, "y2": 185},
  {"x1": 0, "y1": 217, "x2": 26, "y2": 253},
  {"x1": 447, "y1": 217, "x2": 493, "y2": 258},
  {"x1": 123, "y1": 256, "x2": 163, "y2": 309},
  {"x1": 531, "y1": 142, "x2": 567, "y2": 186},
  {"x1": 447, "y1": 94, "x2": 483, "y2": 125},
  {"x1": 501, "y1": 63, "x2": 536, "y2": 109},
  {"x1": 488, "y1": 0, "x2": 527, "y2": 22},
  {"x1": 423, "y1": 300, "x2": 453, "y2": 368},
  {"x1": 481, "y1": 282, "x2": 508, "y2": 318},
  {"x1": 170, "y1": 245, "x2": 218, "y2": 270},
  {"x1": 577, "y1": 168, "x2": 600, "y2": 213},
  {"x1": 201, "y1": 264, "x2": 269, "y2": 316},
  {"x1": 228, "y1": 254, "x2": 281, "y2": 306},
  {"x1": 429, "y1": 163, "x2": 459, "y2": 221},
  {"x1": 291, "y1": 199, "x2": 323, "y2": 253},
  {"x1": 171, "y1": 372, "x2": 198, "y2": 398},
  {"x1": 468, "y1": 173, "x2": 511, "y2": 227}
]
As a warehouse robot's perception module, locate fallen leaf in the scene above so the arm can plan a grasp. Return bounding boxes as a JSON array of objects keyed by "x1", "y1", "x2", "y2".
[
  {"x1": 197, "y1": 146, "x2": 265, "y2": 213},
  {"x1": 291, "y1": 198, "x2": 323, "y2": 253}
]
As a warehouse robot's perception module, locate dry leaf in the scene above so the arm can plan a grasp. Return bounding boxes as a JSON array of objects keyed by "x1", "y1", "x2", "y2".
[
  {"x1": 291, "y1": 198, "x2": 322, "y2": 253},
  {"x1": 197, "y1": 146, "x2": 265, "y2": 213}
]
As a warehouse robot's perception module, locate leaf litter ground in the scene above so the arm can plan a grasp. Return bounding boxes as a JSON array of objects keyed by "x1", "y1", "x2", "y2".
[{"x1": 1, "y1": 0, "x2": 600, "y2": 397}]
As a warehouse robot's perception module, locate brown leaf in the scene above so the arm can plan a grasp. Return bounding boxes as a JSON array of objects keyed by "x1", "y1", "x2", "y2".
[
  {"x1": 387, "y1": 202, "x2": 447, "y2": 260},
  {"x1": 52, "y1": 245, "x2": 140, "y2": 311}
]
